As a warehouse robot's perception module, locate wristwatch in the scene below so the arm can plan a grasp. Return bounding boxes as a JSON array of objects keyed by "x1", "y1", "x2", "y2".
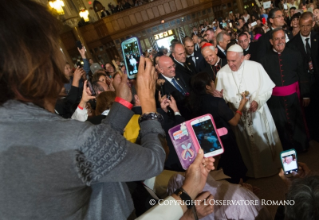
[
  {"x1": 174, "y1": 188, "x2": 194, "y2": 209},
  {"x1": 138, "y1": 112, "x2": 164, "y2": 123}
]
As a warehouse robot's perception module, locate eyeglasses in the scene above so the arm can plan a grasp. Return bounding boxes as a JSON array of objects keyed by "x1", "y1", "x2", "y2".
[{"x1": 273, "y1": 15, "x2": 284, "y2": 19}]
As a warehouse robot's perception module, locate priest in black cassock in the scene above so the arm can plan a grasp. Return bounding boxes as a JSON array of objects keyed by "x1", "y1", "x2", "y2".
[
  {"x1": 201, "y1": 43, "x2": 226, "y2": 81},
  {"x1": 260, "y1": 28, "x2": 310, "y2": 152}
]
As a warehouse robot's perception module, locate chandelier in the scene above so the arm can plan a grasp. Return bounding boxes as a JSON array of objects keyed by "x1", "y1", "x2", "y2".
[{"x1": 48, "y1": 0, "x2": 65, "y2": 15}]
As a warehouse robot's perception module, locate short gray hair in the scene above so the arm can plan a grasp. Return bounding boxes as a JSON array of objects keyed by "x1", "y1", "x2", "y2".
[
  {"x1": 201, "y1": 45, "x2": 215, "y2": 54},
  {"x1": 285, "y1": 175, "x2": 319, "y2": 220},
  {"x1": 216, "y1": 31, "x2": 230, "y2": 45}
]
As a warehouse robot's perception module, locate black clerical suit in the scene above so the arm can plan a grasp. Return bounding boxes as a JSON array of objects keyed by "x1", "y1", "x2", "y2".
[
  {"x1": 203, "y1": 57, "x2": 227, "y2": 81},
  {"x1": 186, "y1": 49, "x2": 207, "y2": 73},
  {"x1": 260, "y1": 47, "x2": 310, "y2": 152},
  {"x1": 216, "y1": 45, "x2": 227, "y2": 59},
  {"x1": 288, "y1": 31, "x2": 319, "y2": 141},
  {"x1": 256, "y1": 29, "x2": 293, "y2": 62},
  {"x1": 243, "y1": 42, "x2": 258, "y2": 62},
  {"x1": 173, "y1": 59, "x2": 195, "y2": 85}
]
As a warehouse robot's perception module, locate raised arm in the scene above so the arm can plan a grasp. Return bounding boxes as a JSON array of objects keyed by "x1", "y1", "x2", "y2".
[{"x1": 76, "y1": 57, "x2": 167, "y2": 184}]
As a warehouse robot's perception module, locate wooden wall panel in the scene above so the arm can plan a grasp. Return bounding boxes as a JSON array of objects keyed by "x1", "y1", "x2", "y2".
[
  {"x1": 181, "y1": 0, "x2": 188, "y2": 8},
  {"x1": 186, "y1": 0, "x2": 194, "y2": 7},
  {"x1": 111, "y1": 20, "x2": 120, "y2": 31},
  {"x1": 147, "y1": 8, "x2": 154, "y2": 19},
  {"x1": 129, "y1": 14, "x2": 137, "y2": 25},
  {"x1": 164, "y1": 3, "x2": 171, "y2": 13},
  {"x1": 175, "y1": 0, "x2": 183, "y2": 10},
  {"x1": 105, "y1": 22, "x2": 114, "y2": 33},
  {"x1": 117, "y1": 18, "x2": 126, "y2": 29},
  {"x1": 142, "y1": 11, "x2": 149, "y2": 21},
  {"x1": 135, "y1": 12, "x2": 143, "y2": 23},
  {"x1": 123, "y1": 16, "x2": 132, "y2": 27},
  {"x1": 152, "y1": 6, "x2": 160, "y2": 17},
  {"x1": 158, "y1": 5, "x2": 166, "y2": 15},
  {"x1": 169, "y1": 1, "x2": 177, "y2": 12}
]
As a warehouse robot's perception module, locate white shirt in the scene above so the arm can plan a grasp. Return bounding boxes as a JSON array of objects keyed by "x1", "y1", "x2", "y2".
[
  {"x1": 71, "y1": 107, "x2": 88, "y2": 122},
  {"x1": 300, "y1": 32, "x2": 311, "y2": 52},
  {"x1": 161, "y1": 74, "x2": 185, "y2": 94}
]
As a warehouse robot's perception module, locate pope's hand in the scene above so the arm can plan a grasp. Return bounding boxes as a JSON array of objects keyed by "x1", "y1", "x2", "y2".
[{"x1": 249, "y1": 101, "x2": 258, "y2": 112}]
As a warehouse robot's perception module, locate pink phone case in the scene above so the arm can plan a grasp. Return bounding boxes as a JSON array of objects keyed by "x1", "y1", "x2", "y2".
[{"x1": 168, "y1": 114, "x2": 227, "y2": 170}]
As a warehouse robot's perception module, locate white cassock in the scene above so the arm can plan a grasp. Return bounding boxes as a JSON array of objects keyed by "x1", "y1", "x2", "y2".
[{"x1": 216, "y1": 60, "x2": 283, "y2": 178}]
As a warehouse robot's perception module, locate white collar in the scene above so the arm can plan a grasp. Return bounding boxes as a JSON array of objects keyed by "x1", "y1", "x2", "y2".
[
  {"x1": 245, "y1": 45, "x2": 250, "y2": 51},
  {"x1": 300, "y1": 32, "x2": 311, "y2": 41},
  {"x1": 187, "y1": 52, "x2": 195, "y2": 58},
  {"x1": 217, "y1": 45, "x2": 225, "y2": 53},
  {"x1": 214, "y1": 57, "x2": 221, "y2": 66},
  {"x1": 273, "y1": 48, "x2": 282, "y2": 54},
  {"x1": 161, "y1": 74, "x2": 174, "y2": 83},
  {"x1": 174, "y1": 58, "x2": 184, "y2": 67}
]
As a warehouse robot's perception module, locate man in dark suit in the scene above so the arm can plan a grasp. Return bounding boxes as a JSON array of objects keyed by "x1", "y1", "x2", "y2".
[
  {"x1": 171, "y1": 43, "x2": 195, "y2": 84},
  {"x1": 201, "y1": 43, "x2": 226, "y2": 81},
  {"x1": 238, "y1": 32, "x2": 258, "y2": 61},
  {"x1": 183, "y1": 37, "x2": 206, "y2": 73},
  {"x1": 216, "y1": 31, "x2": 231, "y2": 59},
  {"x1": 157, "y1": 56, "x2": 190, "y2": 118},
  {"x1": 288, "y1": 12, "x2": 319, "y2": 141},
  {"x1": 256, "y1": 8, "x2": 293, "y2": 62}
]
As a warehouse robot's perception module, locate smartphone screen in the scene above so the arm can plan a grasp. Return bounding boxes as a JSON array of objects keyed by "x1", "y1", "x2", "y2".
[
  {"x1": 121, "y1": 37, "x2": 142, "y2": 79},
  {"x1": 191, "y1": 117, "x2": 223, "y2": 156},
  {"x1": 251, "y1": 21, "x2": 257, "y2": 27},
  {"x1": 281, "y1": 149, "x2": 298, "y2": 175}
]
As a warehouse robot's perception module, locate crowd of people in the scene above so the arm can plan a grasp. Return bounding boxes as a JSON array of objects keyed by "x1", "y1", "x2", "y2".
[
  {"x1": 100, "y1": 0, "x2": 150, "y2": 17},
  {"x1": 1, "y1": 0, "x2": 319, "y2": 219}
]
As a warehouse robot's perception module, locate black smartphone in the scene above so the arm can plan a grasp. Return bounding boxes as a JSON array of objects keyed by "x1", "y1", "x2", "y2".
[
  {"x1": 76, "y1": 40, "x2": 83, "y2": 50},
  {"x1": 121, "y1": 37, "x2": 142, "y2": 79},
  {"x1": 87, "y1": 81, "x2": 96, "y2": 96}
]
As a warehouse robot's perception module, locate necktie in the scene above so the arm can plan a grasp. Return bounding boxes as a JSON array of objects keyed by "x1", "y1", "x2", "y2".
[
  {"x1": 191, "y1": 55, "x2": 196, "y2": 67},
  {"x1": 305, "y1": 38, "x2": 311, "y2": 59},
  {"x1": 305, "y1": 38, "x2": 314, "y2": 73},
  {"x1": 185, "y1": 63, "x2": 192, "y2": 72},
  {"x1": 172, "y1": 78, "x2": 185, "y2": 95}
]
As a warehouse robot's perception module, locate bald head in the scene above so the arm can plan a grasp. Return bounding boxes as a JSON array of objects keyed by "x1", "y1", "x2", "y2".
[
  {"x1": 172, "y1": 43, "x2": 186, "y2": 63},
  {"x1": 158, "y1": 56, "x2": 176, "y2": 78}
]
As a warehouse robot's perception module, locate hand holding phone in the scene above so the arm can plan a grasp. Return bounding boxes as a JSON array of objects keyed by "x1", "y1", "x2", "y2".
[
  {"x1": 250, "y1": 21, "x2": 257, "y2": 27},
  {"x1": 121, "y1": 37, "x2": 142, "y2": 79}
]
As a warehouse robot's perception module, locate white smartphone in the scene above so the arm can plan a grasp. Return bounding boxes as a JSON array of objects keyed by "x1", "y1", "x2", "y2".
[
  {"x1": 280, "y1": 149, "x2": 298, "y2": 177},
  {"x1": 190, "y1": 116, "x2": 224, "y2": 157},
  {"x1": 229, "y1": 23, "x2": 232, "y2": 28},
  {"x1": 121, "y1": 37, "x2": 142, "y2": 79},
  {"x1": 250, "y1": 21, "x2": 257, "y2": 27}
]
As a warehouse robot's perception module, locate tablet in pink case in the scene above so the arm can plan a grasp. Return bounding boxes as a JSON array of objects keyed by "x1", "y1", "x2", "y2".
[{"x1": 168, "y1": 114, "x2": 228, "y2": 170}]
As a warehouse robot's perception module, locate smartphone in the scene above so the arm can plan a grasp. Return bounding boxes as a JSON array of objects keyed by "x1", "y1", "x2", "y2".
[
  {"x1": 191, "y1": 115, "x2": 224, "y2": 157},
  {"x1": 121, "y1": 37, "x2": 142, "y2": 79},
  {"x1": 87, "y1": 81, "x2": 96, "y2": 96},
  {"x1": 280, "y1": 149, "x2": 298, "y2": 177},
  {"x1": 76, "y1": 40, "x2": 82, "y2": 50},
  {"x1": 251, "y1": 21, "x2": 257, "y2": 27},
  {"x1": 229, "y1": 22, "x2": 232, "y2": 28}
]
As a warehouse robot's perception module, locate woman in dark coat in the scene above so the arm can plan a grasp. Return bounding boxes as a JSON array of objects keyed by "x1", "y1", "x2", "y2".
[{"x1": 188, "y1": 72, "x2": 248, "y2": 183}]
